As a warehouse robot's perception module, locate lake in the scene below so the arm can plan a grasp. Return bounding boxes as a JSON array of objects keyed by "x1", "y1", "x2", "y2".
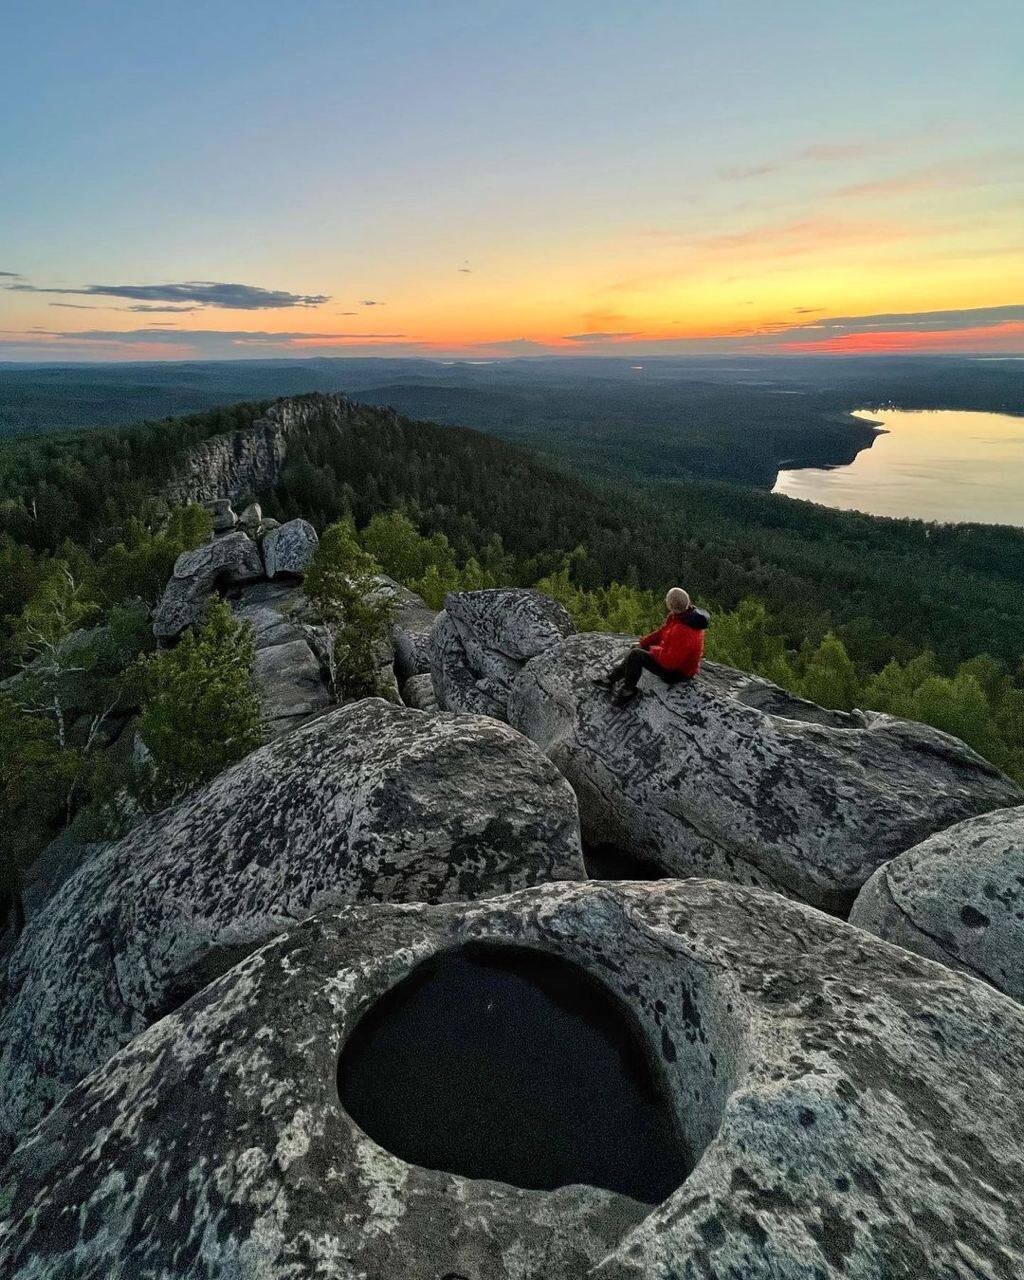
[{"x1": 773, "y1": 408, "x2": 1024, "y2": 526}]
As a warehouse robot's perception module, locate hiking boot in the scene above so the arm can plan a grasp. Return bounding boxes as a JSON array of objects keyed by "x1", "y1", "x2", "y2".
[{"x1": 612, "y1": 686, "x2": 640, "y2": 707}]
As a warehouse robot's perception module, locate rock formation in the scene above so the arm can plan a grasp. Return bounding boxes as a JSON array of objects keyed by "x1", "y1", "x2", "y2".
[
  {"x1": 431, "y1": 586, "x2": 576, "y2": 718},
  {"x1": 850, "y1": 804, "x2": 1024, "y2": 1001},
  {"x1": 261, "y1": 517, "x2": 318, "y2": 578},
  {"x1": 163, "y1": 393, "x2": 374, "y2": 509},
  {"x1": 231, "y1": 580, "x2": 334, "y2": 738},
  {"x1": 0, "y1": 700, "x2": 584, "y2": 1145},
  {"x1": 3, "y1": 879, "x2": 1022, "y2": 1280},
  {"x1": 503, "y1": 630, "x2": 1021, "y2": 912},
  {"x1": 152, "y1": 529, "x2": 264, "y2": 639}
]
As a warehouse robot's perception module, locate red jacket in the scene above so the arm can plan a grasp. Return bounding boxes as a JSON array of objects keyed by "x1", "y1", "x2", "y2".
[{"x1": 640, "y1": 608, "x2": 708, "y2": 677}]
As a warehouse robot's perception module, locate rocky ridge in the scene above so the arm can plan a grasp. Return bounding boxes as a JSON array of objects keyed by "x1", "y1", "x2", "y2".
[{"x1": 3, "y1": 509, "x2": 1024, "y2": 1279}]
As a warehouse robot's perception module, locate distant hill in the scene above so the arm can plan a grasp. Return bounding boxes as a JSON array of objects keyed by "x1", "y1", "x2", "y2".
[
  {"x1": 3, "y1": 354, "x2": 1023, "y2": 489},
  {"x1": 4, "y1": 389, "x2": 1022, "y2": 672}
]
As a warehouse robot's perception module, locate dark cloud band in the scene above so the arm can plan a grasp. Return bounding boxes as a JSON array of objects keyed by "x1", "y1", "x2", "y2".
[{"x1": 6, "y1": 280, "x2": 329, "y2": 309}]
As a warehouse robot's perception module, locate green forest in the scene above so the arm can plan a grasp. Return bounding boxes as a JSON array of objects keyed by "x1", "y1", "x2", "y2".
[{"x1": 2, "y1": 392, "x2": 1023, "y2": 917}]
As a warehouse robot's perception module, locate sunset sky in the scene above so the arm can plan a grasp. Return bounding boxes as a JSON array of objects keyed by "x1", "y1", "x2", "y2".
[{"x1": 2, "y1": 1, "x2": 1022, "y2": 361}]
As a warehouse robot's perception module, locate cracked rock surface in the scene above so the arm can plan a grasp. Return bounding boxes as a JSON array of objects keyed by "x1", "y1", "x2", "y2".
[
  {"x1": 260, "y1": 517, "x2": 318, "y2": 578},
  {"x1": 2, "y1": 879, "x2": 1022, "y2": 1279},
  {"x1": 431, "y1": 587, "x2": 576, "y2": 718},
  {"x1": 508, "y1": 632, "x2": 1022, "y2": 912},
  {"x1": 850, "y1": 804, "x2": 1024, "y2": 1001},
  {"x1": 152, "y1": 531, "x2": 264, "y2": 639},
  {"x1": 0, "y1": 700, "x2": 583, "y2": 1145},
  {"x1": 231, "y1": 581, "x2": 333, "y2": 738}
]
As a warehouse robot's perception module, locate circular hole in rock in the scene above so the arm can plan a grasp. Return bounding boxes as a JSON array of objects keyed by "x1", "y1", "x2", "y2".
[{"x1": 337, "y1": 943, "x2": 692, "y2": 1204}]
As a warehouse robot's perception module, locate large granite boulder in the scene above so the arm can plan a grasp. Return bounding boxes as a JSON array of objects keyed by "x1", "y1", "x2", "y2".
[
  {"x1": 431, "y1": 587, "x2": 576, "y2": 718},
  {"x1": 386, "y1": 577, "x2": 437, "y2": 682},
  {"x1": 206, "y1": 497, "x2": 238, "y2": 532},
  {"x1": 509, "y1": 632, "x2": 1022, "y2": 912},
  {"x1": 261, "y1": 517, "x2": 318, "y2": 578},
  {"x1": 851, "y1": 804, "x2": 1024, "y2": 1001},
  {"x1": 3, "y1": 879, "x2": 1022, "y2": 1280},
  {"x1": 402, "y1": 671, "x2": 439, "y2": 711},
  {"x1": 232, "y1": 581, "x2": 332, "y2": 738},
  {"x1": 0, "y1": 700, "x2": 584, "y2": 1145},
  {"x1": 152, "y1": 531, "x2": 264, "y2": 639}
]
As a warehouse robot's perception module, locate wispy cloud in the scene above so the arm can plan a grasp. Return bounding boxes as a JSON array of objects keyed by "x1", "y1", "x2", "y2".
[
  {"x1": 360, "y1": 299, "x2": 385, "y2": 306},
  {"x1": 5, "y1": 280, "x2": 329, "y2": 309},
  {"x1": 0, "y1": 270, "x2": 21, "y2": 278},
  {"x1": 126, "y1": 303, "x2": 199, "y2": 313},
  {"x1": 562, "y1": 331, "x2": 640, "y2": 342},
  {"x1": 49, "y1": 302, "x2": 102, "y2": 310},
  {"x1": 720, "y1": 138, "x2": 907, "y2": 182},
  {"x1": 3, "y1": 306, "x2": 1020, "y2": 361}
]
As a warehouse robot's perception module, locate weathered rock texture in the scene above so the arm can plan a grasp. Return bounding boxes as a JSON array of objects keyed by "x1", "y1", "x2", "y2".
[
  {"x1": 3, "y1": 879, "x2": 1023, "y2": 1280},
  {"x1": 402, "y1": 671, "x2": 439, "y2": 711},
  {"x1": 164, "y1": 416, "x2": 288, "y2": 508},
  {"x1": 851, "y1": 804, "x2": 1024, "y2": 1001},
  {"x1": 231, "y1": 581, "x2": 332, "y2": 738},
  {"x1": 508, "y1": 632, "x2": 1022, "y2": 912},
  {"x1": 432, "y1": 587, "x2": 576, "y2": 718},
  {"x1": 163, "y1": 393, "x2": 373, "y2": 509},
  {"x1": 261, "y1": 517, "x2": 318, "y2": 578},
  {"x1": 152, "y1": 530, "x2": 263, "y2": 639},
  {"x1": 389, "y1": 580, "x2": 437, "y2": 682},
  {"x1": 0, "y1": 701, "x2": 583, "y2": 1145}
]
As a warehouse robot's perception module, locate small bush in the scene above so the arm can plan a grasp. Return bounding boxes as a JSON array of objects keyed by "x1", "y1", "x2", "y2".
[{"x1": 136, "y1": 602, "x2": 263, "y2": 807}]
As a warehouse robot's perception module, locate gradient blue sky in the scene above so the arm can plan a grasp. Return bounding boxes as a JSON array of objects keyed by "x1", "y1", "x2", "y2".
[{"x1": 2, "y1": 1, "x2": 1022, "y2": 360}]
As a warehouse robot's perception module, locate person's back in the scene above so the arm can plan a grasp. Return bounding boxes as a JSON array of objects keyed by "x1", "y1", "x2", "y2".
[
  {"x1": 640, "y1": 605, "x2": 708, "y2": 678},
  {"x1": 599, "y1": 587, "x2": 708, "y2": 703}
]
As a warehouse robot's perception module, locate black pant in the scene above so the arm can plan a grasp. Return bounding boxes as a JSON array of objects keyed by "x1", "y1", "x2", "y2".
[{"x1": 608, "y1": 646, "x2": 687, "y2": 691}]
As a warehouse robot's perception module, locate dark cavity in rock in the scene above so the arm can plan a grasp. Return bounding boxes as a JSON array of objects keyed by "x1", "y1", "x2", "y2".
[
  {"x1": 583, "y1": 842, "x2": 667, "y2": 881},
  {"x1": 337, "y1": 944, "x2": 691, "y2": 1203}
]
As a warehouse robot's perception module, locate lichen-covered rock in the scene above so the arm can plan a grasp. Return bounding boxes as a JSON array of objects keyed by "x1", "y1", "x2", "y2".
[
  {"x1": 850, "y1": 804, "x2": 1024, "y2": 1001},
  {"x1": 261, "y1": 517, "x2": 318, "y2": 578},
  {"x1": 165, "y1": 416, "x2": 288, "y2": 508},
  {"x1": 206, "y1": 497, "x2": 238, "y2": 532},
  {"x1": 237, "y1": 500, "x2": 262, "y2": 531},
  {"x1": 152, "y1": 531, "x2": 264, "y2": 639},
  {"x1": 385, "y1": 578, "x2": 437, "y2": 682},
  {"x1": 0, "y1": 700, "x2": 584, "y2": 1145},
  {"x1": 232, "y1": 583, "x2": 333, "y2": 738},
  {"x1": 3, "y1": 879, "x2": 1022, "y2": 1280},
  {"x1": 509, "y1": 632, "x2": 1022, "y2": 912},
  {"x1": 431, "y1": 587, "x2": 576, "y2": 718},
  {"x1": 402, "y1": 671, "x2": 439, "y2": 711}
]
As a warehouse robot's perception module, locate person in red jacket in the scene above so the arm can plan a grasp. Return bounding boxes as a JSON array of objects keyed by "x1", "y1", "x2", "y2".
[{"x1": 598, "y1": 588, "x2": 708, "y2": 704}]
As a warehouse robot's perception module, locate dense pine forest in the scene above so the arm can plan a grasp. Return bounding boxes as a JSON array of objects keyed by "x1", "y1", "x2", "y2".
[{"x1": 2, "y1": 393, "x2": 1024, "y2": 913}]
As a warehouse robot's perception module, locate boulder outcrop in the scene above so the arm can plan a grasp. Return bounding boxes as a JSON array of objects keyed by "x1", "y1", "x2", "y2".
[
  {"x1": 3, "y1": 879, "x2": 1022, "y2": 1280},
  {"x1": 850, "y1": 804, "x2": 1024, "y2": 1001},
  {"x1": 508, "y1": 632, "x2": 1022, "y2": 912},
  {"x1": 0, "y1": 700, "x2": 584, "y2": 1145},
  {"x1": 388, "y1": 579, "x2": 437, "y2": 682},
  {"x1": 431, "y1": 587, "x2": 576, "y2": 718},
  {"x1": 261, "y1": 517, "x2": 318, "y2": 578},
  {"x1": 230, "y1": 581, "x2": 332, "y2": 737},
  {"x1": 207, "y1": 497, "x2": 238, "y2": 532},
  {"x1": 152, "y1": 530, "x2": 264, "y2": 639}
]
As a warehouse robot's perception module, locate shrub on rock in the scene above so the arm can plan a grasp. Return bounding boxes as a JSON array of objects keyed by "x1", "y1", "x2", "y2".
[{"x1": 136, "y1": 600, "x2": 263, "y2": 806}]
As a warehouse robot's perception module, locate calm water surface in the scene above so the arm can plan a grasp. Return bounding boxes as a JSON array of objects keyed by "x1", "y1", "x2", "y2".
[{"x1": 773, "y1": 408, "x2": 1024, "y2": 526}]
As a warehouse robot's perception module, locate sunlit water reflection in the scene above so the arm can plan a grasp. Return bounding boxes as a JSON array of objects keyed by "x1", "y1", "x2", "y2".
[{"x1": 773, "y1": 408, "x2": 1024, "y2": 526}]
